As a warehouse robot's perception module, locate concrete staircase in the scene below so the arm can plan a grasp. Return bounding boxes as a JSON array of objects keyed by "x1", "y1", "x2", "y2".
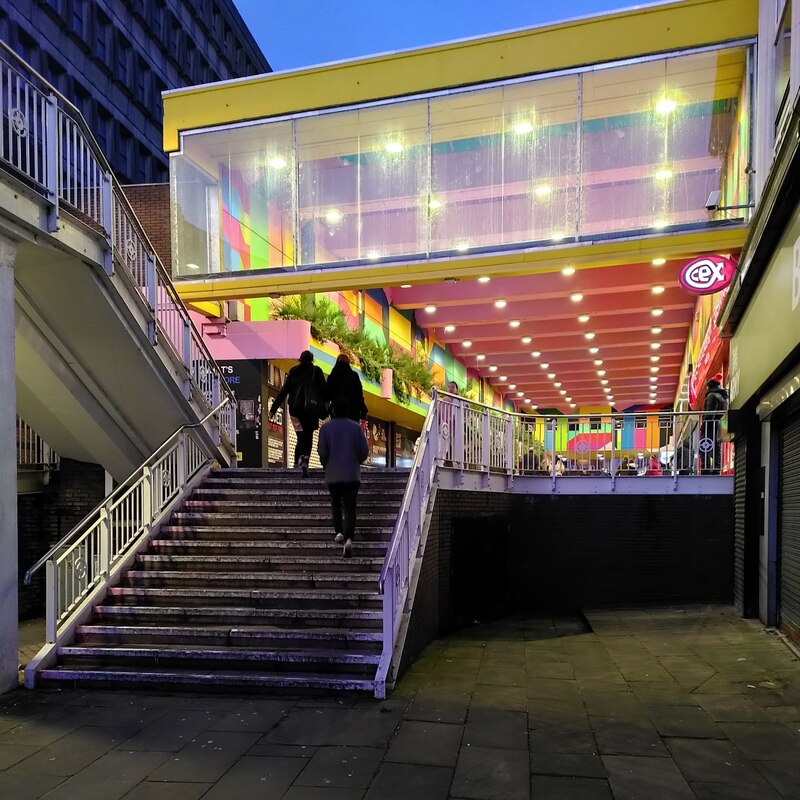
[{"x1": 38, "y1": 467, "x2": 409, "y2": 693}]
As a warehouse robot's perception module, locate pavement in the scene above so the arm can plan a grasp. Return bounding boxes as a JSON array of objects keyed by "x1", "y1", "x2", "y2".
[{"x1": 3, "y1": 605, "x2": 800, "y2": 799}]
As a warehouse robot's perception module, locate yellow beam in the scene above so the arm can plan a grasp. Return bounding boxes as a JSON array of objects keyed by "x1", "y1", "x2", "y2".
[
  {"x1": 163, "y1": 0, "x2": 756, "y2": 152},
  {"x1": 174, "y1": 227, "x2": 748, "y2": 303}
]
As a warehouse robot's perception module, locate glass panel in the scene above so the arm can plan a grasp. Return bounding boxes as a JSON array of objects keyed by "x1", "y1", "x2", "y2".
[
  {"x1": 297, "y1": 100, "x2": 429, "y2": 265},
  {"x1": 776, "y1": 0, "x2": 792, "y2": 129}
]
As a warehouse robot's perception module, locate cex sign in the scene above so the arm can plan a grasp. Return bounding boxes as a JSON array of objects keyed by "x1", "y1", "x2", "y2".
[{"x1": 679, "y1": 255, "x2": 736, "y2": 295}]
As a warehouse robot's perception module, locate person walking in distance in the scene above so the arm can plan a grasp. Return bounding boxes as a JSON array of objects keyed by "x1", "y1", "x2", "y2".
[
  {"x1": 701, "y1": 373, "x2": 729, "y2": 473},
  {"x1": 269, "y1": 350, "x2": 326, "y2": 478},
  {"x1": 325, "y1": 353, "x2": 368, "y2": 423},
  {"x1": 318, "y1": 397, "x2": 369, "y2": 558}
]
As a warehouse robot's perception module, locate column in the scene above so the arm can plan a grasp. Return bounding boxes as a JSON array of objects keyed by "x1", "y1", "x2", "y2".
[{"x1": 0, "y1": 236, "x2": 17, "y2": 694}]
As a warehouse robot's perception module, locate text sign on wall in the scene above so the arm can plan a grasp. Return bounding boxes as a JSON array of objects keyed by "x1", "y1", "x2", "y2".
[{"x1": 679, "y1": 255, "x2": 736, "y2": 295}]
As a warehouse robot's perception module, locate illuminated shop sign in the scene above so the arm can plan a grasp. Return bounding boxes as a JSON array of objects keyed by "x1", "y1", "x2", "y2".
[{"x1": 679, "y1": 255, "x2": 736, "y2": 295}]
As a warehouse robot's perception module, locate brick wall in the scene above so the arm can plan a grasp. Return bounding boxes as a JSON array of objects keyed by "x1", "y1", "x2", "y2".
[
  {"x1": 18, "y1": 458, "x2": 106, "y2": 619},
  {"x1": 398, "y1": 488, "x2": 733, "y2": 678},
  {"x1": 121, "y1": 184, "x2": 171, "y2": 271}
]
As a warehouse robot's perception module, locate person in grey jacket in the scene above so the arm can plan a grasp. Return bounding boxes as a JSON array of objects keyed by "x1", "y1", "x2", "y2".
[{"x1": 318, "y1": 397, "x2": 370, "y2": 557}]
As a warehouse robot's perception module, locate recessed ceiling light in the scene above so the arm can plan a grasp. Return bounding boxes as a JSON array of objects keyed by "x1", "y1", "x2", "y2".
[
  {"x1": 584, "y1": 332, "x2": 596, "y2": 340},
  {"x1": 554, "y1": 382, "x2": 562, "y2": 388},
  {"x1": 652, "y1": 220, "x2": 668, "y2": 229},
  {"x1": 517, "y1": 391, "x2": 524, "y2": 397},
  {"x1": 552, "y1": 232, "x2": 566, "y2": 241},
  {"x1": 366, "y1": 250, "x2": 381, "y2": 260},
  {"x1": 428, "y1": 197, "x2": 443, "y2": 210},
  {"x1": 650, "y1": 355, "x2": 660, "y2": 362},
  {"x1": 651, "y1": 327, "x2": 662, "y2": 334},
  {"x1": 603, "y1": 387, "x2": 611, "y2": 393},
  {"x1": 499, "y1": 375, "x2": 507, "y2": 381},
  {"x1": 400, "y1": 284, "x2": 412, "y2": 288},
  {"x1": 650, "y1": 342, "x2": 661, "y2": 350},
  {"x1": 652, "y1": 285, "x2": 665, "y2": 295},
  {"x1": 534, "y1": 184, "x2": 552, "y2": 198},
  {"x1": 509, "y1": 384, "x2": 516, "y2": 390},
  {"x1": 489, "y1": 365, "x2": 498, "y2": 372},
  {"x1": 384, "y1": 141, "x2": 404, "y2": 153},
  {"x1": 532, "y1": 404, "x2": 539, "y2": 410},
  {"x1": 594, "y1": 359, "x2": 603, "y2": 366},
  {"x1": 559, "y1": 390, "x2": 567, "y2": 395},
  {"x1": 495, "y1": 299, "x2": 507, "y2": 308},
  {"x1": 607, "y1": 396, "x2": 614, "y2": 401},
  {"x1": 569, "y1": 403, "x2": 576, "y2": 408},
  {"x1": 589, "y1": 347, "x2": 599, "y2": 354},
  {"x1": 651, "y1": 308, "x2": 664, "y2": 316},
  {"x1": 562, "y1": 266, "x2": 576, "y2": 276},
  {"x1": 268, "y1": 156, "x2": 287, "y2": 169},
  {"x1": 444, "y1": 324, "x2": 456, "y2": 333},
  {"x1": 424, "y1": 305, "x2": 437, "y2": 313},
  {"x1": 655, "y1": 169, "x2": 673, "y2": 181},
  {"x1": 477, "y1": 354, "x2": 485, "y2": 361},
  {"x1": 477, "y1": 275, "x2": 491, "y2": 283},
  {"x1": 522, "y1": 336, "x2": 532, "y2": 344},
  {"x1": 600, "y1": 379, "x2": 609, "y2": 385},
  {"x1": 509, "y1": 320, "x2": 521, "y2": 328},
  {"x1": 456, "y1": 242, "x2": 470, "y2": 252},
  {"x1": 578, "y1": 315, "x2": 590, "y2": 323},
  {"x1": 650, "y1": 392, "x2": 657, "y2": 398},
  {"x1": 650, "y1": 376, "x2": 658, "y2": 383},
  {"x1": 547, "y1": 373, "x2": 556, "y2": 379},
  {"x1": 649, "y1": 399, "x2": 657, "y2": 404},
  {"x1": 324, "y1": 208, "x2": 343, "y2": 224},
  {"x1": 570, "y1": 293, "x2": 583, "y2": 302},
  {"x1": 597, "y1": 370, "x2": 606, "y2": 376},
  {"x1": 540, "y1": 362, "x2": 549, "y2": 369},
  {"x1": 651, "y1": 367, "x2": 659, "y2": 373},
  {"x1": 513, "y1": 120, "x2": 534, "y2": 135},
  {"x1": 463, "y1": 340, "x2": 472, "y2": 347},
  {"x1": 652, "y1": 258, "x2": 666, "y2": 266},
  {"x1": 656, "y1": 98, "x2": 677, "y2": 115},
  {"x1": 565, "y1": 396, "x2": 572, "y2": 402},
  {"x1": 531, "y1": 351, "x2": 541, "y2": 357}
]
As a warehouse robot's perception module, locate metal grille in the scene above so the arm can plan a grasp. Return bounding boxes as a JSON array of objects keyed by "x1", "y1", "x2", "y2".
[
  {"x1": 779, "y1": 416, "x2": 800, "y2": 636},
  {"x1": 734, "y1": 437, "x2": 747, "y2": 614}
]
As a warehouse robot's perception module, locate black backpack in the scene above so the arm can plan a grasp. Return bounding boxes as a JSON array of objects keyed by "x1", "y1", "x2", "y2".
[{"x1": 294, "y1": 369, "x2": 326, "y2": 419}]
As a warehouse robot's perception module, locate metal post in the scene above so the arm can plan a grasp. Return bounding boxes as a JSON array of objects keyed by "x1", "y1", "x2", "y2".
[
  {"x1": 672, "y1": 413, "x2": 679, "y2": 489},
  {"x1": 177, "y1": 432, "x2": 187, "y2": 488},
  {"x1": 141, "y1": 465, "x2": 153, "y2": 527},
  {"x1": 44, "y1": 93, "x2": 60, "y2": 232},
  {"x1": 505, "y1": 414, "x2": 514, "y2": 481},
  {"x1": 610, "y1": 418, "x2": 617, "y2": 492},
  {"x1": 482, "y1": 409, "x2": 490, "y2": 473},
  {"x1": 550, "y1": 419, "x2": 557, "y2": 491},
  {"x1": 98, "y1": 504, "x2": 111, "y2": 576},
  {"x1": 45, "y1": 560, "x2": 57, "y2": 643},
  {"x1": 101, "y1": 174, "x2": 114, "y2": 274},
  {"x1": 454, "y1": 400, "x2": 465, "y2": 470},
  {"x1": 182, "y1": 320, "x2": 192, "y2": 399}
]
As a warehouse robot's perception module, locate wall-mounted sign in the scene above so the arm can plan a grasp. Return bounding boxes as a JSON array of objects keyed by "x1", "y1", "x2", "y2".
[{"x1": 679, "y1": 255, "x2": 736, "y2": 295}]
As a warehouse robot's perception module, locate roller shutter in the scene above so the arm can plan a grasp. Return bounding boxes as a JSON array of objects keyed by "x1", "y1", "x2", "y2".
[
  {"x1": 779, "y1": 416, "x2": 800, "y2": 639},
  {"x1": 734, "y1": 439, "x2": 747, "y2": 614}
]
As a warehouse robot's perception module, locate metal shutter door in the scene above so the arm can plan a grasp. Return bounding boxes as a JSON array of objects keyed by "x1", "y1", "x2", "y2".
[
  {"x1": 734, "y1": 438, "x2": 747, "y2": 615},
  {"x1": 779, "y1": 416, "x2": 800, "y2": 637}
]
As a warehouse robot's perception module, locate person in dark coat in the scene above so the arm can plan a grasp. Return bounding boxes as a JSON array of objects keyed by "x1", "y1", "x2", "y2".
[
  {"x1": 318, "y1": 397, "x2": 370, "y2": 558},
  {"x1": 269, "y1": 350, "x2": 326, "y2": 477},
  {"x1": 325, "y1": 353, "x2": 368, "y2": 423},
  {"x1": 701, "y1": 372, "x2": 729, "y2": 472}
]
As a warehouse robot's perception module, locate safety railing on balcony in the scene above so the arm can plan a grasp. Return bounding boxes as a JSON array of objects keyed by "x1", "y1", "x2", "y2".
[
  {"x1": 0, "y1": 42, "x2": 235, "y2": 446},
  {"x1": 16, "y1": 417, "x2": 59, "y2": 470},
  {"x1": 24, "y1": 399, "x2": 235, "y2": 647}
]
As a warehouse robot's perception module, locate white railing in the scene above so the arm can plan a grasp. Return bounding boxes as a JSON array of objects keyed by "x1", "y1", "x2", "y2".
[
  {"x1": 0, "y1": 43, "x2": 235, "y2": 448},
  {"x1": 16, "y1": 417, "x2": 59, "y2": 469},
  {"x1": 24, "y1": 399, "x2": 235, "y2": 644},
  {"x1": 375, "y1": 393, "x2": 439, "y2": 698}
]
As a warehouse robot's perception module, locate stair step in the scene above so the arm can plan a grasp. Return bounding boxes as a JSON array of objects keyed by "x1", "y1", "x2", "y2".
[
  {"x1": 37, "y1": 666, "x2": 375, "y2": 693},
  {"x1": 93, "y1": 605, "x2": 383, "y2": 629},
  {"x1": 213, "y1": 467, "x2": 409, "y2": 477},
  {"x1": 74, "y1": 624, "x2": 383, "y2": 650},
  {"x1": 182, "y1": 500, "x2": 396, "y2": 511},
  {"x1": 107, "y1": 586, "x2": 382, "y2": 609},
  {"x1": 136, "y1": 554, "x2": 384, "y2": 573},
  {"x1": 148, "y1": 539, "x2": 388, "y2": 557},
  {"x1": 192, "y1": 488, "x2": 403, "y2": 499},
  {"x1": 122, "y1": 571, "x2": 377, "y2": 590},
  {"x1": 58, "y1": 645, "x2": 379, "y2": 674},
  {"x1": 157, "y1": 525, "x2": 393, "y2": 542},
  {"x1": 169, "y1": 512, "x2": 398, "y2": 526}
]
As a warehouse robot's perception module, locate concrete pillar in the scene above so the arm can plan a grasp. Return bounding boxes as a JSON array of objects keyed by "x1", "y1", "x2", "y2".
[{"x1": 0, "y1": 236, "x2": 18, "y2": 693}]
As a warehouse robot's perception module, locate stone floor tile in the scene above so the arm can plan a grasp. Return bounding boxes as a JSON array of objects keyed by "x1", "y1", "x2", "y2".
[
  {"x1": 0, "y1": 707, "x2": 104, "y2": 747},
  {"x1": 296, "y1": 745, "x2": 383, "y2": 787},
  {"x1": 463, "y1": 707, "x2": 527, "y2": 750},
  {"x1": 528, "y1": 697, "x2": 591, "y2": 733},
  {"x1": 364, "y1": 762, "x2": 452, "y2": 800},
  {"x1": 148, "y1": 730, "x2": 262, "y2": 783},
  {"x1": 580, "y1": 691, "x2": 646, "y2": 720},
  {"x1": 404, "y1": 689, "x2": 471, "y2": 724},
  {"x1": 121, "y1": 782, "x2": 212, "y2": 800},
  {"x1": 247, "y1": 742, "x2": 318, "y2": 758},
  {"x1": 526, "y1": 678, "x2": 582, "y2": 702},
  {"x1": 591, "y1": 717, "x2": 667, "y2": 757},
  {"x1": 384, "y1": 721, "x2": 462, "y2": 766},
  {"x1": 665, "y1": 737, "x2": 773, "y2": 786},
  {"x1": 121, "y1": 710, "x2": 222, "y2": 752},
  {"x1": 646, "y1": 704, "x2": 724, "y2": 738},
  {"x1": 529, "y1": 752, "x2": 605, "y2": 778},
  {"x1": 526, "y1": 661, "x2": 575, "y2": 680},
  {"x1": 476, "y1": 667, "x2": 527, "y2": 687},
  {"x1": 207, "y1": 699, "x2": 291, "y2": 732},
  {"x1": 201, "y1": 755, "x2": 307, "y2": 800},
  {"x1": 451, "y1": 745, "x2": 530, "y2": 800},
  {"x1": 602, "y1": 754, "x2": 695, "y2": 799},
  {"x1": 471, "y1": 684, "x2": 527, "y2": 712},
  {"x1": 267, "y1": 707, "x2": 401, "y2": 747},
  {"x1": 0, "y1": 742, "x2": 40, "y2": 770},
  {"x1": 719, "y1": 722, "x2": 800, "y2": 760},
  {"x1": 34, "y1": 749, "x2": 171, "y2": 800},
  {"x1": 282, "y1": 788, "x2": 366, "y2": 800},
  {"x1": 0, "y1": 771, "x2": 65, "y2": 800},
  {"x1": 628, "y1": 681, "x2": 697, "y2": 706},
  {"x1": 528, "y1": 776, "x2": 612, "y2": 799},
  {"x1": 755, "y1": 759, "x2": 800, "y2": 798},
  {"x1": 528, "y1": 728, "x2": 597, "y2": 754},
  {"x1": 694, "y1": 694, "x2": 772, "y2": 722},
  {"x1": 689, "y1": 780, "x2": 782, "y2": 800}
]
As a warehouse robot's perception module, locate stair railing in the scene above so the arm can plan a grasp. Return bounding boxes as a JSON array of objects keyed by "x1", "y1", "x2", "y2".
[
  {"x1": 0, "y1": 42, "x2": 235, "y2": 449},
  {"x1": 24, "y1": 397, "x2": 236, "y2": 646},
  {"x1": 16, "y1": 416, "x2": 59, "y2": 470},
  {"x1": 375, "y1": 389, "x2": 440, "y2": 697}
]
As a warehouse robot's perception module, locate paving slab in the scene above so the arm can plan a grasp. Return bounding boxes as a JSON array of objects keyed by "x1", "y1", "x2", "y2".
[
  {"x1": 267, "y1": 707, "x2": 401, "y2": 747},
  {"x1": 207, "y1": 699, "x2": 292, "y2": 732},
  {"x1": 451, "y1": 745, "x2": 530, "y2": 800},
  {"x1": 283, "y1": 788, "x2": 366, "y2": 800},
  {"x1": 463, "y1": 708, "x2": 528, "y2": 750},
  {"x1": 529, "y1": 752, "x2": 605, "y2": 778},
  {"x1": 0, "y1": 770, "x2": 65, "y2": 800},
  {"x1": 719, "y1": 721, "x2": 800, "y2": 760},
  {"x1": 602, "y1": 754, "x2": 695, "y2": 799},
  {"x1": 296, "y1": 745, "x2": 383, "y2": 787},
  {"x1": 363, "y1": 762, "x2": 452, "y2": 800},
  {"x1": 591, "y1": 717, "x2": 668, "y2": 757},
  {"x1": 120, "y1": 782, "x2": 212, "y2": 800},
  {"x1": 200, "y1": 755, "x2": 307, "y2": 800},
  {"x1": 384, "y1": 721, "x2": 462, "y2": 766}
]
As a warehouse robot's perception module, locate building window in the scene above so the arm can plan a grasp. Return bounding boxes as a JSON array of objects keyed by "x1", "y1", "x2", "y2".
[
  {"x1": 94, "y1": 12, "x2": 108, "y2": 62},
  {"x1": 136, "y1": 61, "x2": 147, "y2": 105},
  {"x1": 71, "y1": 0, "x2": 84, "y2": 36},
  {"x1": 43, "y1": 0, "x2": 61, "y2": 14},
  {"x1": 776, "y1": 0, "x2": 792, "y2": 134},
  {"x1": 151, "y1": 6, "x2": 162, "y2": 39},
  {"x1": 116, "y1": 37, "x2": 129, "y2": 83}
]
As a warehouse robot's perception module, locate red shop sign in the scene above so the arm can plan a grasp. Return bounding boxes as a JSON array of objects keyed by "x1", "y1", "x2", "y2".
[{"x1": 679, "y1": 255, "x2": 736, "y2": 295}]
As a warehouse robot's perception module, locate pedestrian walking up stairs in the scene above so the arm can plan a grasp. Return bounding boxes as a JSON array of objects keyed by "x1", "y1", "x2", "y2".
[{"x1": 35, "y1": 467, "x2": 409, "y2": 694}]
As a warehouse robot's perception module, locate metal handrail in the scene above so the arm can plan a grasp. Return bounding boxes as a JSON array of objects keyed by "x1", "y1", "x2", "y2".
[{"x1": 24, "y1": 397, "x2": 233, "y2": 586}]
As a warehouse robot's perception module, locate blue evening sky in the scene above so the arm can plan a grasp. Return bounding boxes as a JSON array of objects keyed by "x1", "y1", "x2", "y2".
[{"x1": 233, "y1": 0, "x2": 641, "y2": 72}]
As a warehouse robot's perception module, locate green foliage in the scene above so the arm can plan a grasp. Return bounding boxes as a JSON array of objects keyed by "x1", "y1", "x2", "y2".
[{"x1": 272, "y1": 296, "x2": 431, "y2": 405}]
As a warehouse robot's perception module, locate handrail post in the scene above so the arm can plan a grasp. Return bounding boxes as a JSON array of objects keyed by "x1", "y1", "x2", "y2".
[
  {"x1": 98, "y1": 503, "x2": 111, "y2": 577},
  {"x1": 182, "y1": 320, "x2": 192, "y2": 399},
  {"x1": 482, "y1": 409, "x2": 490, "y2": 472},
  {"x1": 549, "y1": 419, "x2": 557, "y2": 491},
  {"x1": 177, "y1": 431, "x2": 187, "y2": 488},
  {"x1": 101, "y1": 175, "x2": 114, "y2": 274},
  {"x1": 454, "y1": 399, "x2": 464, "y2": 470},
  {"x1": 44, "y1": 93, "x2": 59, "y2": 232},
  {"x1": 672, "y1": 412, "x2": 679, "y2": 489},
  {"x1": 141, "y1": 465, "x2": 153, "y2": 527},
  {"x1": 45, "y1": 560, "x2": 57, "y2": 643},
  {"x1": 505, "y1": 413, "x2": 514, "y2": 477}
]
